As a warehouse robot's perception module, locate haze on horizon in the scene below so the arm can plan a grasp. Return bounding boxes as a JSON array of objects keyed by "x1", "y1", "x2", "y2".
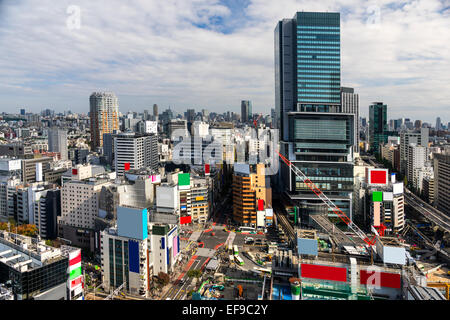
[{"x1": 0, "y1": 0, "x2": 449, "y2": 122}]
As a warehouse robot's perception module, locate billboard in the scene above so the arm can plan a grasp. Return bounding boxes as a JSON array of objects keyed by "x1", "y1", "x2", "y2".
[
  {"x1": 256, "y1": 211, "x2": 265, "y2": 228},
  {"x1": 180, "y1": 215, "x2": 192, "y2": 224},
  {"x1": 383, "y1": 192, "x2": 393, "y2": 201},
  {"x1": 124, "y1": 162, "x2": 130, "y2": 171},
  {"x1": 257, "y1": 199, "x2": 264, "y2": 211},
  {"x1": 205, "y1": 164, "x2": 210, "y2": 176},
  {"x1": 178, "y1": 173, "x2": 190, "y2": 190},
  {"x1": 393, "y1": 183, "x2": 404, "y2": 195},
  {"x1": 368, "y1": 169, "x2": 388, "y2": 185},
  {"x1": 117, "y1": 206, "x2": 148, "y2": 240},
  {"x1": 301, "y1": 263, "x2": 347, "y2": 282},
  {"x1": 156, "y1": 185, "x2": 178, "y2": 209},
  {"x1": 297, "y1": 238, "x2": 318, "y2": 256},
  {"x1": 128, "y1": 240, "x2": 140, "y2": 274},
  {"x1": 359, "y1": 270, "x2": 401, "y2": 289},
  {"x1": 372, "y1": 191, "x2": 383, "y2": 202}
]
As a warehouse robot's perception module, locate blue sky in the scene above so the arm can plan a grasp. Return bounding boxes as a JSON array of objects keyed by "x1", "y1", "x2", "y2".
[{"x1": 0, "y1": 0, "x2": 449, "y2": 123}]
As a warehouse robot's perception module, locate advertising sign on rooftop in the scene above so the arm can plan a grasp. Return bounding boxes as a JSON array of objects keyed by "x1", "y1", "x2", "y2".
[
  {"x1": 178, "y1": 173, "x2": 190, "y2": 188},
  {"x1": 368, "y1": 168, "x2": 388, "y2": 185}
]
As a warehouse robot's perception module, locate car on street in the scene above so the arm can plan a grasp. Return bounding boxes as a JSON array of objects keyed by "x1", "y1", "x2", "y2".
[{"x1": 244, "y1": 236, "x2": 254, "y2": 242}]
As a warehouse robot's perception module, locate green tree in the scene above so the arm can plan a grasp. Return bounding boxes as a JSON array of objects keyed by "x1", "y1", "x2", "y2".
[
  {"x1": 157, "y1": 272, "x2": 170, "y2": 286},
  {"x1": 187, "y1": 269, "x2": 202, "y2": 278}
]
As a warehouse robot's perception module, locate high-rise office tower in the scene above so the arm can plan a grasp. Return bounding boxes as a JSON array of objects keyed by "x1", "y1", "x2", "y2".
[
  {"x1": 143, "y1": 109, "x2": 150, "y2": 121},
  {"x1": 341, "y1": 87, "x2": 359, "y2": 153},
  {"x1": 436, "y1": 117, "x2": 442, "y2": 131},
  {"x1": 369, "y1": 102, "x2": 388, "y2": 154},
  {"x1": 89, "y1": 92, "x2": 120, "y2": 150},
  {"x1": 153, "y1": 104, "x2": 158, "y2": 119},
  {"x1": 241, "y1": 100, "x2": 252, "y2": 123},
  {"x1": 275, "y1": 12, "x2": 355, "y2": 220},
  {"x1": 48, "y1": 128, "x2": 68, "y2": 160}
]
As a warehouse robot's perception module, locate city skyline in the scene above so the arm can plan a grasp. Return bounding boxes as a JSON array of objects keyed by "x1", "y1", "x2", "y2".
[{"x1": 0, "y1": 0, "x2": 449, "y2": 122}]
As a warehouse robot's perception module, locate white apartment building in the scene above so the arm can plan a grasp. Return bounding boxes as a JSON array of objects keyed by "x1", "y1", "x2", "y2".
[
  {"x1": 59, "y1": 178, "x2": 111, "y2": 230},
  {"x1": 407, "y1": 144, "x2": 427, "y2": 190}
]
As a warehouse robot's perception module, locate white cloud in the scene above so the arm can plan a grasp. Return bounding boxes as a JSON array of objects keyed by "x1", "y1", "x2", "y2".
[{"x1": 0, "y1": 0, "x2": 448, "y2": 122}]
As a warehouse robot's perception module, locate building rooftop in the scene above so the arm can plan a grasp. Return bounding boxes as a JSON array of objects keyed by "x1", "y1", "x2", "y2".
[{"x1": 0, "y1": 230, "x2": 66, "y2": 272}]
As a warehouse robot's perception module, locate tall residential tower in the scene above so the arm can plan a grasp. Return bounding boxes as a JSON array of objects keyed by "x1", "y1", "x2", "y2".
[{"x1": 89, "y1": 92, "x2": 120, "y2": 150}]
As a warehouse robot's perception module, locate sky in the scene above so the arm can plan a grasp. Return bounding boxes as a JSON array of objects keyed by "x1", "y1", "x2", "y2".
[{"x1": 0, "y1": 0, "x2": 449, "y2": 122}]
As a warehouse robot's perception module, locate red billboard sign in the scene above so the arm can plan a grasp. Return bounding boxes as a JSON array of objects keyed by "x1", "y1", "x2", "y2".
[
  {"x1": 359, "y1": 270, "x2": 401, "y2": 289},
  {"x1": 180, "y1": 215, "x2": 192, "y2": 225},
  {"x1": 257, "y1": 199, "x2": 264, "y2": 211},
  {"x1": 72, "y1": 169, "x2": 78, "y2": 175},
  {"x1": 301, "y1": 263, "x2": 347, "y2": 282},
  {"x1": 124, "y1": 162, "x2": 130, "y2": 171},
  {"x1": 205, "y1": 164, "x2": 210, "y2": 175},
  {"x1": 368, "y1": 169, "x2": 388, "y2": 185}
]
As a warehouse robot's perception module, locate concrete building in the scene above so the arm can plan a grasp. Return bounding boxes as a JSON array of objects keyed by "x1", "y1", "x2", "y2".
[
  {"x1": 100, "y1": 206, "x2": 180, "y2": 297},
  {"x1": 422, "y1": 176, "x2": 435, "y2": 205},
  {"x1": 47, "y1": 128, "x2": 68, "y2": 160},
  {"x1": 233, "y1": 163, "x2": 271, "y2": 226},
  {"x1": 33, "y1": 189, "x2": 61, "y2": 239},
  {"x1": 168, "y1": 119, "x2": 188, "y2": 139},
  {"x1": 138, "y1": 120, "x2": 158, "y2": 135},
  {"x1": 0, "y1": 230, "x2": 83, "y2": 300},
  {"x1": 434, "y1": 153, "x2": 450, "y2": 214},
  {"x1": 21, "y1": 157, "x2": 53, "y2": 184},
  {"x1": 340, "y1": 87, "x2": 359, "y2": 153},
  {"x1": 89, "y1": 92, "x2": 120, "y2": 150},
  {"x1": 58, "y1": 176, "x2": 112, "y2": 251},
  {"x1": 400, "y1": 128, "x2": 429, "y2": 174},
  {"x1": 113, "y1": 132, "x2": 158, "y2": 176},
  {"x1": 406, "y1": 144, "x2": 427, "y2": 190}
]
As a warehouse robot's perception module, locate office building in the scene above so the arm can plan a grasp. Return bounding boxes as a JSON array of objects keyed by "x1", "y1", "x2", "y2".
[
  {"x1": 233, "y1": 164, "x2": 271, "y2": 226},
  {"x1": 436, "y1": 117, "x2": 442, "y2": 131},
  {"x1": 369, "y1": 102, "x2": 388, "y2": 154},
  {"x1": 434, "y1": 153, "x2": 450, "y2": 214},
  {"x1": 58, "y1": 176, "x2": 112, "y2": 251},
  {"x1": 113, "y1": 132, "x2": 158, "y2": 176},
  {"x1": 275, "y1": 12, "x2": 354, "y2": 221},
  {"x1": 153, "y1": 104, "x2": 158, "y2": 119},
  {"x1": 400, "y1": 128, "x2": 429, "y2": 173},
  {"x1": 33, "y1": 189, "x2": 61, "y2": 240},
  {"x1": 89, "y1": 92, "x2": 120, "y2": 150},
  {"x1": 47, "y1": 128, "x2": 68, "y2": 160},
  {"x1": 241, "y1": 100, "x2": 252, "y2": 123},
  {"x1": 340, "y1": 87, "x2": 359, "y2": 152},
  {"x1": 0, "y1": 231, "x2": 83, "y2": 300},
  {"x1": 406, "y1": 144, "x2": 427, "y2": 190},
  {"x1": 422, "y1": 177, "x2": 435, "y2": 205}
]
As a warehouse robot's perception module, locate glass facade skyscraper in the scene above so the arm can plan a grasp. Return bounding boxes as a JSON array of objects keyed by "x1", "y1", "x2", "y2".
[
  {"x1": 369, "y1": 102, "x2": 388, "y2": 154},
  {"x1": 296, "y1": 12, "x2": 341, "y2": 105},
  {"x1": 275, "y1": 12, "x2": 355, "y2": 223}
]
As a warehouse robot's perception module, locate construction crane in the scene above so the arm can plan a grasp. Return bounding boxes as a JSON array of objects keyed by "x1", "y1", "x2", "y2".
[
  {"x1": 277, "y1": 151, "x2": 378, "y2": 246},
  {"x1": 253, "y1": 114, "x2": 263, "y2": 128}
]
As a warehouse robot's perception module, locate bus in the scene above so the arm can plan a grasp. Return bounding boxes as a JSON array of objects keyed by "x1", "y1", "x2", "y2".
[
  {"x1": 239, "y1": 226, "x2": 256, "y2": 233},
  {"x1": 235, "y1": 255, "x2": 244, "y2": 266},
  {"x1": 229, "y1": 255, "x2": 235, "y2": 264},
  {"x1": 233, "y1": 245, "x2": 239, "y2": 256}
]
